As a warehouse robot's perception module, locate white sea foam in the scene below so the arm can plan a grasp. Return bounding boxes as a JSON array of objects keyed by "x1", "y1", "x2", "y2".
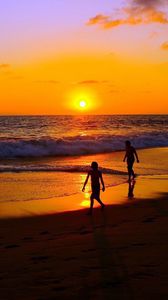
[
  {"x1": 0, "y1": 132, "x2": 167, "y2": 159},
  {"x1": 0, "y1": 164, "x2": 127, "y2": 175}
]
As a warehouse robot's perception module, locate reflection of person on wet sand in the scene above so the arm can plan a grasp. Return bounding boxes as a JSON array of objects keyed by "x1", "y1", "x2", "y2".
[
  {"x1": 123, "y1": 140, "x2": 139, "y2": 181},
  {"x1": 128, "y1": 179, "x2": 136, "y2": 198},
  {"x1": 82, "y1": 161, "x2": 105, "y2": 215}
]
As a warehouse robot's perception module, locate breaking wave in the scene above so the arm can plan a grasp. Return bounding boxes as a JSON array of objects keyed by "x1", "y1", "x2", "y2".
[{"x1": 0, "y1": 132, "x2": 168, "y2": 159}]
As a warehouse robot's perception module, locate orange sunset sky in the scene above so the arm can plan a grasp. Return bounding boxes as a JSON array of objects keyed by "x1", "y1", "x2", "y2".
[{"x1": 0, "y1": 0, "x2": 168, "y2": 115}]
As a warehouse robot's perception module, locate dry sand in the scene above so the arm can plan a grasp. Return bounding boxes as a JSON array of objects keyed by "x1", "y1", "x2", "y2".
[{"x1": 0, "y1": 176, "x2": 168, "y2": 300}]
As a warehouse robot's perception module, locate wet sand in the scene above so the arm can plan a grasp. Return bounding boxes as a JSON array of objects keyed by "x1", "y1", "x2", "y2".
[{"x1": 0, "y1": 176, "x2": 168, "y2": 299}]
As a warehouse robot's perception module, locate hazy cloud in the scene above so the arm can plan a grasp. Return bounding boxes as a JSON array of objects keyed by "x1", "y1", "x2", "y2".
[
  {"x1": 149, "y1": 31, "x2": 159, "y2": 39},
  {"x1": 87, "y1": 0, "x2": 168, "y2": 29},
  {"x1": 109, "y1": 89, "x2": 120, "y2": 93},
  {"x1": 78, "y1": 80, "x2": 100, "y2": 84},
  {"x1": 161, "y1": 41, "x2": 168, "y2": 49},
  {"x1": 9, "y1": 75, "x2": 24, "y2": 80},
  {"x1": 87, "y1": 14, "x2": 109, "y2": 26},
  {"x1": 77, "y1": 80, "x2": 108, "y2": 85},
  {"x1": 34, "y1": 80, "x2": 59, "y2": 84},
  {"x1": 0, "y1": 64, "x2": 10, "y2": 69},
  {"x1": 140, "y1": 90, "x2": 151, "y2": 93},
  {"x1": 132, "y1": 0, "x2": 168, "y2": 9}
]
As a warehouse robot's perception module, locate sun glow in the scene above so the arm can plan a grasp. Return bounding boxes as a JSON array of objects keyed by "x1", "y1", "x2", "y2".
[{"x1": 67, "y1": 88, "x2": 99, "y2": 113}]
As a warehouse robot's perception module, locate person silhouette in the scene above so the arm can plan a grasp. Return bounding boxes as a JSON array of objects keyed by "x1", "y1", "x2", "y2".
[
  {"x1": 82, "y1": 161, "x2": 105, "y2": 215},
  {"x1": 123, "y1": 140, "x2": 139, "y2": 181}
]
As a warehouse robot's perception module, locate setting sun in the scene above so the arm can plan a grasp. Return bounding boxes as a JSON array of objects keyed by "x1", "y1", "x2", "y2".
[
  {"x1": 79, "y1": 100, "x2": 87, "y2": 108},
  {"x1": 67, "y1": 87, "x2": 99, "y2": 113}
]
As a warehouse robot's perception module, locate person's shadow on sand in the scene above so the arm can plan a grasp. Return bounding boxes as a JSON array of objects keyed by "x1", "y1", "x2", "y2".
[{"x1": 128, "y1": 180, "x2": 136, "y2": 198}]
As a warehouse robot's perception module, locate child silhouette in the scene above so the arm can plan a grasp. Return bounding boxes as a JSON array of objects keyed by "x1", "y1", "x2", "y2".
[{"x1": 82, "y1": 161, "x2": 105, "y2": 215}]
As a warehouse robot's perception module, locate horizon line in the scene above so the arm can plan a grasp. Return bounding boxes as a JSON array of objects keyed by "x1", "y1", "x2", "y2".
[{"x1": 0, "y1": 113, "x2": 168, "y2": 117}]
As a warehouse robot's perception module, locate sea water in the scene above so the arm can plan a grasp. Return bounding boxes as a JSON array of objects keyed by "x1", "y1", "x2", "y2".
[{"x1": 0, "y1": 115, "x2": 167, "y2": 203}]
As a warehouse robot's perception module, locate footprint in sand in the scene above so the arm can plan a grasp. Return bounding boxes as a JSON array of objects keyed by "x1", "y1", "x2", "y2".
[
  {"x1": 132, "y1": 243, "x2": 147, "y2": 247},
  {"x1": 80, "y1": 230, "x2": 92, "y2": 235},
  {"x1": 5, "y1": 244, "x2": 20, "y2": 249},
  {"x1": 52, "y1": 279, "x2": 62, "y2": 284},
  {"x1": 39, "y1": 231, "x2": 50, "y2": 235},
  {"x1": 64, "y1": 256, "x2": 77, "y2": 261},
  {"x1": 143, "y1": 217, "x2": 157, "y2": 223},
  {"x1": 101, "y1": 279, "x2": 123, "y2": 288},
  {"x1": 52, "y1": 286, "x2": 66, "y2": 292},
  {"x1": 132, "y1": 271, "x2": 155, "y2": 278},
  {"x1": 31, "y1": 255, "x2": 50, "y2": 263},
  {"x1": 82, "y1": 248, "x2": 96, "y2": 253},
  {"x1": 22, "y1": 236, "x2": 33, "y2": 241}
]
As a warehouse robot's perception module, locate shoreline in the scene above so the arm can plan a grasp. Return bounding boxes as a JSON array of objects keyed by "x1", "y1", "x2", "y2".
[{"x1": 0, "y1": 174, "x2": 167, "y2": 219}]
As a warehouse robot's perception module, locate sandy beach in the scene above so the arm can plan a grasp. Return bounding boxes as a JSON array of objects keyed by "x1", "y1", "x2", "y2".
[{"x1": 0, "y1": 175, "x2": 168, "y2": 300}]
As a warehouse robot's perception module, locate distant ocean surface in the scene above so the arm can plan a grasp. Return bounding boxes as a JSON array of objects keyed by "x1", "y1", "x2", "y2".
[{"x1": 0, "y1": 115, "x2": 167, "y2": 203}]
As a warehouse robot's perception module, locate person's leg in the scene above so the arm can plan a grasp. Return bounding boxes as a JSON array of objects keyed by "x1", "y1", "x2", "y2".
[
  {"x1": 128, "y1": 160, "x2": 135, "y2": 180},
  {"x1": 131, "y1": 168, "x2": 135, "y2": 178},
  {"x1": 127, "y1": 164, "x2": 132, "y2": 181},
  {"x1": 131, "y1": 161, "x2": 135, "y2": 178},
  {"x1": 87, "y1": 194, "x2": 94, "y2": 215},
  {"x1": 95, "y1": 192, "x2": 105, "y2": 209},
  {"x1": 96, "y1": 197, "x2": 104, "y2": 207}
]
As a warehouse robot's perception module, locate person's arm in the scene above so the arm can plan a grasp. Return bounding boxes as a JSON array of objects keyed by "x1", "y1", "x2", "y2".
[
  {"x1": 82, "y1": 172, "x2": 90, "y2": 192},
  {"x1": 123, "y1": 152, "x2": 127, "y2": 162},
  {"x1": 100, "y1": 172, "x2": 105, "y2": 192},
  {"x1": 134, "y1": 148, "x2": 139, "y2": 163}
]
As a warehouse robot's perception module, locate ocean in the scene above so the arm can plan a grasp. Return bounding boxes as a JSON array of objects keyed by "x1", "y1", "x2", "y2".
[{"x1": 0, "y1": 115, "x2": 168, "y2": 204}]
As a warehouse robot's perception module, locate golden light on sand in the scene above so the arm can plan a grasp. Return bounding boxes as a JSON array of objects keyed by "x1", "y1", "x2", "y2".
[
  {"x1": 80, "y1": 188, "x2": 90, "y2": 207},
  {"x1": 80, "y1": 200, "x2": 90, "y2": 207}
]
